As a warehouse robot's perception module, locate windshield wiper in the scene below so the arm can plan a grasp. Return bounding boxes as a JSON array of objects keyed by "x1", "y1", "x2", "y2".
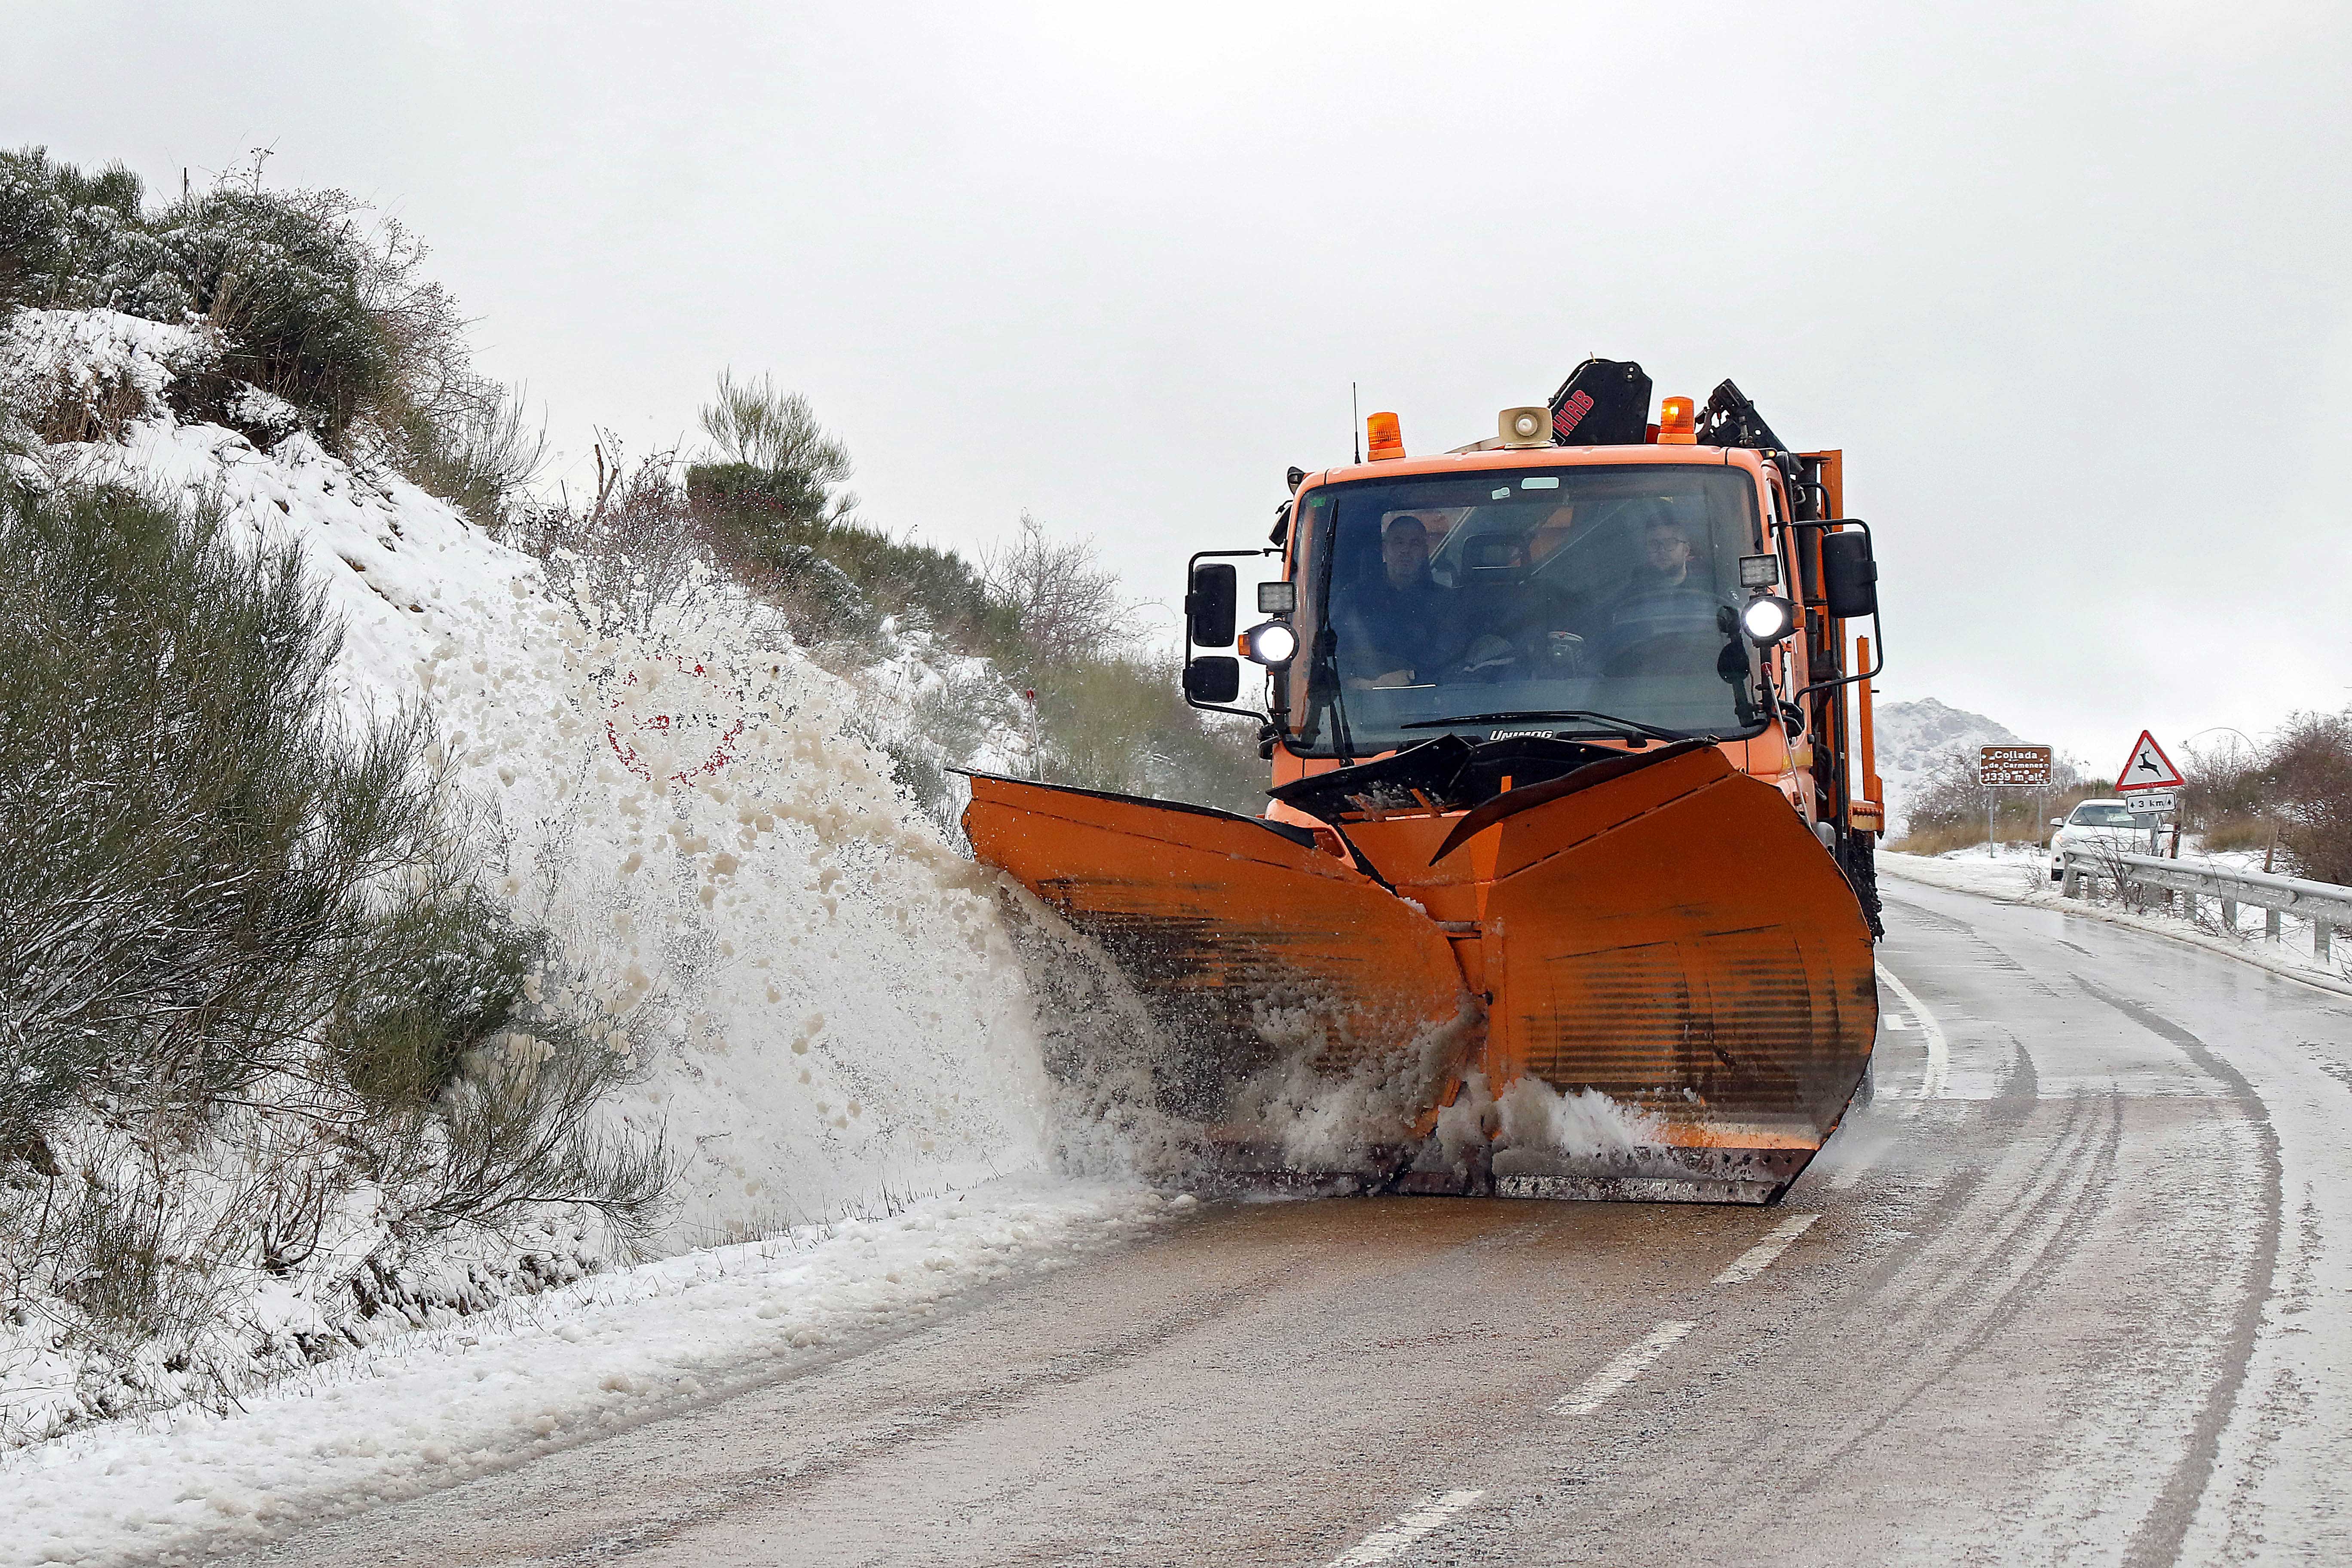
[{"x1": 1396, "y1": 709, "x2": 1687, "y2": 744}]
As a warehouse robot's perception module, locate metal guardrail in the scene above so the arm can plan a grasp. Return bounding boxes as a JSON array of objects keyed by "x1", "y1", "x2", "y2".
[{"x1": 2059, "y1": 847, "x2": 2352, "y2": 960}]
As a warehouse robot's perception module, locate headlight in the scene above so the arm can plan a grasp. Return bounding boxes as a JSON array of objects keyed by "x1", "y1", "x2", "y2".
[
  {"x1": 1741, "y1": 594, "x2": 1796, "y2": 644},
  {"x1": 1241, "y1": 619, "x2": 1298, "y2": 666}
]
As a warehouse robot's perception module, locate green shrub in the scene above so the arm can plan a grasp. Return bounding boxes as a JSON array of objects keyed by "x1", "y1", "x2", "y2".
[
  {"x1": 1, "y1": 150, "x2": 393, "y2": 441},
  {"x1": 0, "y1": 150, "x2": 74, "y2": 318},
  {"x1": 698, "y1": 371, "x2": 848, "y2": 507},
  {"x1": 0, "y1": 477, "x2": 662, "y2": 1244},
  {"x1": 0, "y1": 146, "x2": 537, "y2": 518},
  {"x1": 0, "y1": 477, "x2": 373, "y2": 1143},
  {"x1": 1027, "y1": 652, "x2": 1266, "y2": 814},
  {"x1": 689, "y1": 461, "x2": 1018, "y2": 655},
  {"x1": 327, "y1": 883, "x2": 544, "y2": 1109}
]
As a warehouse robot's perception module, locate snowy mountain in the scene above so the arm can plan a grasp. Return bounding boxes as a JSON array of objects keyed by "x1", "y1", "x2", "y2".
[{"x1": 1873, "y1": 697, "x2": 2020, "y2": 834}]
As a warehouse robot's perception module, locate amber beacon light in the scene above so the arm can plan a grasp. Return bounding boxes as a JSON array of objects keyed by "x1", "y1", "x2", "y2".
[
  {"x1": 1366, "y1": 411, "x2": 1405, "y2": 461},
  {"x1": 1658, "y1": 396, "x2": 1697, "y2": 444}
]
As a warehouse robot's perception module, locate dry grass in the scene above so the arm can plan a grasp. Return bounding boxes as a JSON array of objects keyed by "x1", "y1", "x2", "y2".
[
  {"x1": 13, "y1": 358, "x2": 153, "y2": 445},
  {"x1": 2201, "y1": 815, "x2": 2275, "y2": 854},
  {"x1": 1892, "y1": 821, "x2": 2008, "y2": 857}
]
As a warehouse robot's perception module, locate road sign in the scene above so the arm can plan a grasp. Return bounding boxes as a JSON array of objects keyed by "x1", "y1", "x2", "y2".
[
  {"x1": 2124, "y1": 789, "x2": 2179, "y2": 819},
  {"x1": 2116, "y1": 730, "x2": 2183, "y2": 792},
  {"x1": 1979, "y1": 744, "x2": 2053, "y2": 787}
]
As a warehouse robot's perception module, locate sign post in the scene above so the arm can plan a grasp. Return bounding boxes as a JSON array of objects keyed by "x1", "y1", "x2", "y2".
[
  {"x1": 2114, "y1": 730, "x2": 2184, "y2": 854},
  {"x1": 1978, "y1": 744, "x2": 2054, "y2": 858}
]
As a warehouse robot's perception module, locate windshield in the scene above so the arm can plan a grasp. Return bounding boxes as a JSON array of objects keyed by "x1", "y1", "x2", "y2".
[
  {"x1": 2070, "y1": 804, "x2": 2139, "y2": 827},
  {"x1": 1287, "y1": 463, "x2": 1767, "y2": 755}
]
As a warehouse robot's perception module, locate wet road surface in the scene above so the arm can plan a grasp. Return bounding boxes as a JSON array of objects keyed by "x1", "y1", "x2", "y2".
[{"x1": 227, "y1": 876, "x2": 2352, "y2": 1565}]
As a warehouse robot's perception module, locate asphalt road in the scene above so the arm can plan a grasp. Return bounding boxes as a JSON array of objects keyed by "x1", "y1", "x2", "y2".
[{"x1": 228, "y1": 875, "x2": 2352, "y2": 1566}]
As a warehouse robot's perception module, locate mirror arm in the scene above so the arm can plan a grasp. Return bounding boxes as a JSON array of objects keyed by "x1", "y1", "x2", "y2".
[
  {"x1": 1794, "y1": 597, "x2": 1885, "y2": 700},
  {"x1": 1182, "y1": 675, "x2": 1273, "y2": 725},
  {"x1": 1788, "y1": 518, "x2": 1883, "y2": 698}
]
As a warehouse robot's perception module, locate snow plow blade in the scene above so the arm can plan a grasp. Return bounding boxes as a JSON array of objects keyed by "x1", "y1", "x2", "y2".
[
  {"x1": 1369, "y1": 742, "x2": 1878, "y2": 1203},
  {"x1": 962, "y1": 774, "x2": 1472, "y2": 1149},
  {"x1": 964, "y1": 742, "x2": 1876, "y2": 1204}
]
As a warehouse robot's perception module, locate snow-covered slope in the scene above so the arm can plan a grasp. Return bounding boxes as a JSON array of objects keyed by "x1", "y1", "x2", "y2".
[
  {"x1": 1874, "y1": 697, "x2": 2020, "y2": 834},
  {"x1": 10, "y1": 309, "x2": 1063, "y2": 1247},
  {"x1": 2, "y1": 309, "x2": 1117, "y2": 1455}
]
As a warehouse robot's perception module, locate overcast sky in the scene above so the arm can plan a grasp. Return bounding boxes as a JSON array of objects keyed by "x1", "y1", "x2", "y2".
[{"x1": 10, "y1": 3, "x2": 2348, "y2": 775}]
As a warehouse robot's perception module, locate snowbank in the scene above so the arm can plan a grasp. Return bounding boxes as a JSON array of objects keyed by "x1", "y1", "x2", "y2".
[
  {"x1": 1882, "y1": 848, "x2": 2352, "y2": 995},
  {"x1": 0, "y1": 1181, "x2": 1185, "y2": 1568}
]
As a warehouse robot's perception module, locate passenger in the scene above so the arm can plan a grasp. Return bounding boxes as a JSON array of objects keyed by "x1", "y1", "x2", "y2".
[
  {"x1": 1335, "y1": 514, "x2": 1461, "y2": 687},
  {"x1": 1591, "y1": 516, "x2": 1722, "y2": 674}
]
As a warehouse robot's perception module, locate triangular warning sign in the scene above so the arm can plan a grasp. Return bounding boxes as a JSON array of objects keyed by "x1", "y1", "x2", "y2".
[{"x1": 2116, "y1": 730, "x2": 2182, "y2": 790}]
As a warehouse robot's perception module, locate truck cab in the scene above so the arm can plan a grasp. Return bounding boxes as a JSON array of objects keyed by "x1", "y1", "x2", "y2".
[{"x1": 1184, "y1": 369, "x2": 1885, "y2": 918}]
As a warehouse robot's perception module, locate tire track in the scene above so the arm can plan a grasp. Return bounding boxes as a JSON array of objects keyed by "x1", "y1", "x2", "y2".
[
  {"x1": 1632, "y1": 1080, "x2": 2105, "y2": 1533},
  {"x1": 2072, "y1": 976, "x2": 2285, "y2": 1568},
  {"x1": 1779, "y1": 1090, "x2": 2120, "y2": 1491}
]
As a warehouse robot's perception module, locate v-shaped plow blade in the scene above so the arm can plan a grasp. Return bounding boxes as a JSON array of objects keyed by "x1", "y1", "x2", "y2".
[{"x1": 965, "y1": 744, "x2": 1875, "y2": 1204}]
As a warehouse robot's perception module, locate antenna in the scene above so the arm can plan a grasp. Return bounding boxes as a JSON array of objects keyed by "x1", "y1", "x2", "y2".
[{"x1": 1351, "y1": 382, "x2": 1361, "y2": 464}]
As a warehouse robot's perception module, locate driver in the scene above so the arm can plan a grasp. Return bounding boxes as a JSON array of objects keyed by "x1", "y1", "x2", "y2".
[
  {"x1": 1590, "y1": 516, "x2": 1723, "y2": 674},
  {"x1": 1336, "y1": 514, "x2": 1462, "y2": 687},
  {"x1": 1626, "y1": 517, "x2": 1697, "y2": 590}
]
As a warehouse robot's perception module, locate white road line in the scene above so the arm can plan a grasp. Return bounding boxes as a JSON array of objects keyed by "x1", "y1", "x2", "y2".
[
  {"x1": 1875, "y1": 962, "x2": 1948, "y2": 1112},
  {"x1": 1326, "y1": 1490, "x2": 1486, "y2": 1566},
  {"x1": 1555, "y1": 1320, "x2": 1697, "y2": 1416},
  {"x1": 1711, "y1": 1212, "x2": 1820, "y2": 1285}
]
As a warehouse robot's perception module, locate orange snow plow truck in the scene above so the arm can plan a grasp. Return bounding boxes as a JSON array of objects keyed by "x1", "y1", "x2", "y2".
[{"x1": 966, "y1": 361, "x2": 1887, "y2": 1204}]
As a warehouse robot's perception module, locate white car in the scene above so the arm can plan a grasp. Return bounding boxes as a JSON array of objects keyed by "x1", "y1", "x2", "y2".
[{"x1": 2047, "y1": 799, "x2": 2155, "y2": 882}]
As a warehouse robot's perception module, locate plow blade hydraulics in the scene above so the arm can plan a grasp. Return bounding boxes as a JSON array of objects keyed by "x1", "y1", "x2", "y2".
[{"x1": 964, "y1": 741, "x2": 1877, "y2": 1203}]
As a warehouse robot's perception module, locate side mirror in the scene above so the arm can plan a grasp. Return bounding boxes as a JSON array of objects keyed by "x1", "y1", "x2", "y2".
[
  {"x1": 2050, "y1": 818, "x2": 2064, "y2": 828},
  {"x1": 1183, "y1": 655, "x2": 1241, "y2": 704},
  {"x1": 1186, "y1": 562, "x2": 1237, "y2": 647},
  {"x1": 1820, "y1": 529, "x2": 1877, "y2": 618}
]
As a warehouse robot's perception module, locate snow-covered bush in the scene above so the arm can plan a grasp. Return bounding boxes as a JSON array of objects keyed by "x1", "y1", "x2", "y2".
[
  {"x1": 0, "y1": 476, "x2": 664, "y2": 1433},
  {"x1": 0, "y1": 146, "x2": 538, "y2": 519}
]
